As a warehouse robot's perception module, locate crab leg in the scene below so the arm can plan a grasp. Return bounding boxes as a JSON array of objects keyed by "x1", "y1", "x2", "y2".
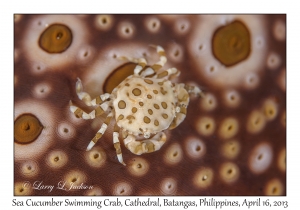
[
  {"x1": 184, "y1": 84, "x2": 204, "y2": 97},
  {"x1": 118, "y1": 56, "x2": 148, "y2": 76},
  {"x1": 69, "y1": 101, "x2": 110, "y2": 120},
  {"x1": 149, "y1": 45, "x2": 167, "y2": 72},
  {"x1": 90, "y1": 93, "x2": 111, "y2": 106},
  {"x1": 112, "y1": 124, "x2": 126, "y2": 166},
  {"x1": 123, "y1": 132, "x2": 167, "y2": 155},
  {"x1": 86, "y1": 112, "x2": 114, "y2": 151},
  {"x1": 154, "y1": 67, "x2": 180, "y2": 79},
  {"x1": 76, "y1": 78, "x2": 110, "y2": 106},
  {"x1": 169, "y1": 105, "x2": 187, "y2": 130}
]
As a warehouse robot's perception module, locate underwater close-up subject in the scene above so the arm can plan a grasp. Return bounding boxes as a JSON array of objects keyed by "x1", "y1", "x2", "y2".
[{"x1": 14, "y1": 14, "x2": 286, "y2": 196}]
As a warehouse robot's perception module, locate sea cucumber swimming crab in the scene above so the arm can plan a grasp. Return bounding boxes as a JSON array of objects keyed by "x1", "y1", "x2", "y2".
[{"x1": 70, "y1": 45, "x2": 202, "y2": 165}]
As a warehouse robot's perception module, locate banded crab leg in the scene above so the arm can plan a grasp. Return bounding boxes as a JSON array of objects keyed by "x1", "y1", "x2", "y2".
[
  {"x1": 86, "y1": 114, "x2": 126, "y2": 166},
  {"x1": 123, "y1": 132, "x2": 167, "y2": 155},
  {"x1": 149, "y1": 45, "x2": 167, "y2": 72},
  {"x1": 71, "y1": 77, "x2": 126, "y2": 165},
  {"x1": 86, "y1": 111, "x2": 114, "y2": 151},
  {"x1": 168, "y1": 83, "x2": 190, "y2": 130},
  {"x1": 137, "y1": 45, "x2": 169, "y2": 78},
  {"x1": 184, "y1": 84, "x2": 204, "y2": 97},
  {"x1": 118, "y1": 55, "x2": 157, "y2": 78},
  {"x1": 146, "y1": 46, "x2": 180, "y2": 79},
  {"x1": 168, "y1": 83, "x2": 204, "y2": 130},
  {"x1": 112, "y1": 124, "x2": 126, "y2": 166},
  {"x1": 69, "y1": 101, "x2": 110, "y2": 120},
  {"x1": 70, "y1": 77, "x2": 112, "y2": 119},
  {"x1": 118, "y1": 56, "x2": 148, "y2": 75},
  {"x1": 118, "y1": 45, "x2": 168, "y2": 78},
  {"x1": 75, "y1": 78, "x2": 110, "y2": 106},
  {"x1": 154, "y1": 67, "x2": 180, "y2": 79}
]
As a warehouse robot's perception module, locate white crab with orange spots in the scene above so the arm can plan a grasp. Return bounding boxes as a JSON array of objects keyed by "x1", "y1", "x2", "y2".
[{"x1": 70, "y1": 45, "x2": 202, "y2": 165}]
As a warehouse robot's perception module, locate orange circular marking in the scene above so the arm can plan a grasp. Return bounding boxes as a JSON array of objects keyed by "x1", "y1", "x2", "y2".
[
  {"x1": 39, "y1": 24, "x2": 72, "y2": 53},
  {"x1": 212, "y1": 20, "x2": 251, "y2": 67},
  {"x1": 14, "y1": 114, "x2": 43, "y2": 144}
]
